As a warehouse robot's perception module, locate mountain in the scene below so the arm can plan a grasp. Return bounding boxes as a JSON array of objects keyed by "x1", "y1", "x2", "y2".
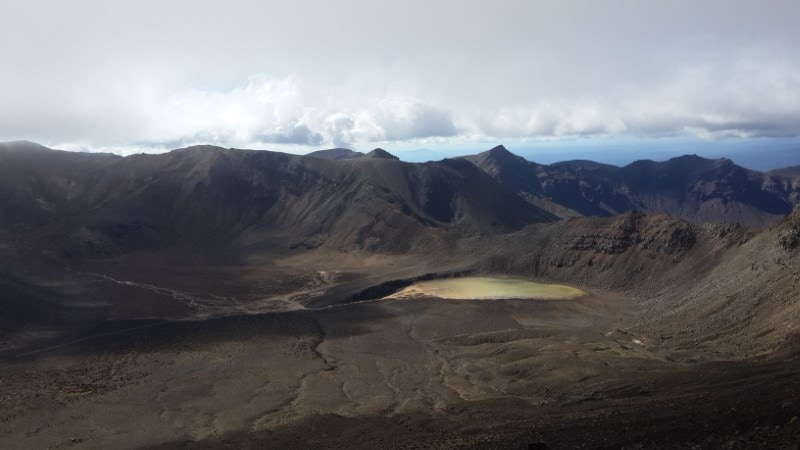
[
  {"x1": 4, "y1": 140, "x2": 800, "y2": 263},
  {"x1": 363, "y1": 148, "x2": 400, "y2": 160},
  {"x1": 0, "y1": 141, "x2": 555, "y2": 259},
  {"x1": 464, "y1": 206, "x2": 800, "y2": 361},
  {"x1": 306, "y1": 148, "x2": 364, "y2": 160},
  {"x1": 305, "y1": 147, "x2": 400, "y2": 161},
  {"x1": 4, "y1": 141, "x2": 800, "y2": 449},
  {"x1": 463, "y1": 146, "x2": 800, "y2": 226}
]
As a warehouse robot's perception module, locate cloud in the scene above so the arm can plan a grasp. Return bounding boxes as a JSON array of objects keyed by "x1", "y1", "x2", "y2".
[
  {"x1": 257, "y1": 124, "x2": 324, "y2": 146},
  {"x1": 135, "y1": 75, "x2": 460, "y2": 149},
  {"x1": 372, "y1": 97, "x2": 459, "y2": 141},
  {"x1": 475, "y1": 100, "x2": 627, "y2": 139},
  {"x1": 621, "y1": 58, "x2": 800, "y2": 139},
  {"x1": 465, "y1": 54, "x2": 800, "y2": 141},
  {"x1": 8, "y1": 58, "x2": 800, "y2": 154},
  {"x1": 1, "y1": 1, "x2": 800, "y2": 153},
  {"x1": 125, "y1": 56, "x2": 800, "y2": 151}
]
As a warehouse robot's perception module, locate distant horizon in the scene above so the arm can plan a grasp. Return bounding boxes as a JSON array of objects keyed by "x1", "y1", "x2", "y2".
[
  {"x1": 3, "y1": 1, "x2": 799, "y2": 168},
  {"x1": 7, "y1": 136, "x2": 800, "y2": 172}
]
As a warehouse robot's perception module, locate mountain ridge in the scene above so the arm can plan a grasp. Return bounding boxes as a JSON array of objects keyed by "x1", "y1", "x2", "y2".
[
  {"x1": 462, "y1": 147, "x2": 800, "y2": 226},
  {"x1": 2, "y1": 140, "x2": 799, "y2": 261},
  {"x1": 0, "y1": 141, "x2": 556, "y2": 259},
  {"x1": 3, "y1": 141, "x2": 800, "y2": 449}
]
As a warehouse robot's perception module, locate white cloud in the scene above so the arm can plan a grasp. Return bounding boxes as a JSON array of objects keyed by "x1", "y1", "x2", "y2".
[
  {"x1": 18, "y1": 56, "x2": 800, "y2": 154},
  {"x1": 621, "y1": 58, "x2": 800, "y2": 139},
  {"x1": 2, "y1": 1, "x2": 800, "y2": 153},
  {"x1": 130, "y1": 75, "x2": 459, "y2": 149}
]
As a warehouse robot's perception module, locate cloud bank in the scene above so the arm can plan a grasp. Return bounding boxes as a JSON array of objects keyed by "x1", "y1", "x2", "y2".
[{"x1": 1, "y1": 1, "x2": 799, "y2": 154}]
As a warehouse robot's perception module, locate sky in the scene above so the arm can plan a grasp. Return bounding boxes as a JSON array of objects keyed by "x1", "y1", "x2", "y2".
[{"x1": 1, "y1": 0, "x2": 800, "y2": 165}]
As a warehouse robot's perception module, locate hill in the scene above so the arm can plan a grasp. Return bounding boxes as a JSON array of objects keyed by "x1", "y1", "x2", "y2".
[
  {"x1": 2, "y1": 142, "x2": 800, "y2": 449},
  {"x1": 463, "y1": 145, "x2": 800, "y2": 226},
  {"x1": 0, "y1": 141, "x2": 555, "y2": 259}
]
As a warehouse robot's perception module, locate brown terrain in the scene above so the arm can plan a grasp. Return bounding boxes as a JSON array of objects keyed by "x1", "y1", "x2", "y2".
[
  {"x1": 464, "y1": 145, "x2": 800, "y2": 226},
  {"x1": 1, "y1": 141, "x2": 800, "y2": 449}
]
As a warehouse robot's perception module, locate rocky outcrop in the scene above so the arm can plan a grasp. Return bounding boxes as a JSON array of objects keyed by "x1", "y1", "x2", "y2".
[{"x1": 570, "y1": 211, "x2": 695, "y2": 255}]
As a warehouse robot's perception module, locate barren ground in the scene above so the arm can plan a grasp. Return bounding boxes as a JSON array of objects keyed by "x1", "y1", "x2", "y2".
[
  {"x1": 2, "y1": 261, "x2": 799, "y2": 449},
  {"x1": 3, "y1": 210, "x2": 800, "y2": 449}
]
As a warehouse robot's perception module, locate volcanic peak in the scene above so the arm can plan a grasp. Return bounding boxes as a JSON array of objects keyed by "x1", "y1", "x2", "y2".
[{"x1": 364, "y1": 148, "x2": 400, "y2": 160}]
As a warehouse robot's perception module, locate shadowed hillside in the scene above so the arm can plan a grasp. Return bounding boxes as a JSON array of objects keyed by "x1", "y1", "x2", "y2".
[
  {"x1": 3, "y1": 141, "x2": 800, "y2": 449},
  {"x1": 463, "y1": 145, "x2": 800, "y2": 226},
  {"x1": 0, "y1": 142, "x2": 555, "y2": 259}
]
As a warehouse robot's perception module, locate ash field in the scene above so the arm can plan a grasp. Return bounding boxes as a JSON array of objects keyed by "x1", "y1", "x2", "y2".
[{"x1": 2, "y1": 142, "x2": 800, "y2": 449}]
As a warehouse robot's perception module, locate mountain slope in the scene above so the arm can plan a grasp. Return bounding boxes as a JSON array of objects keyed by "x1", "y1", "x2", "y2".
[
  {"x1": 463, "y1": 146, "x2": 800, "y2": 226},
  {"x1": 464, "y1": 208, "x2": 800, "y2": 358},
  {"x1": 0, "y1": 142, "x2": 556, "y2": 258},
  {"x1": 306, "y1": 148, "x2": 364, "y2": 160}
]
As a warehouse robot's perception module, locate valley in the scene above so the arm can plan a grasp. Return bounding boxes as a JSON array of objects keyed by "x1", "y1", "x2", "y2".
[
  {"x1": 2, "y1": 252, "x2": 799, "y2": 449},
  {"x1": 1, "y1": 142, "x2": 800, "y2": 448}
]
